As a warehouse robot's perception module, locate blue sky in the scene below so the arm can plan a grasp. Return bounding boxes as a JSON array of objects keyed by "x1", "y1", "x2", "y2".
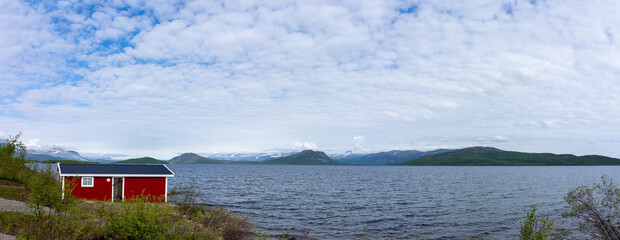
[{"x1": 1, "y1": 0, "x2": 620, "y2": 159}]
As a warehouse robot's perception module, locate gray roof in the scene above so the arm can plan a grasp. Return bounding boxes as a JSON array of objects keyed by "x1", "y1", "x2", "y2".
[{"x1": 58, "y1": 163, "x2": 174, "y2": 176}]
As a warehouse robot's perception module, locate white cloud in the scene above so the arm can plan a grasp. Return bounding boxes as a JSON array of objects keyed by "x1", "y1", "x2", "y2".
[
  {"x1": 353, "y1": 136, "x2": 366, "y2": 151},
  {"x1": 1, "y1": 0, "x2": 620, "y2": 158},
  {"x1": 493, "y1": 136, "x2": 508, "y2": 143},
  {"x1": 285, "y1": 142, "x2": 319, "y2": 151},
  {"x1": 0, "y1": 0, "x2": 73, "y2": 97},
  {"x1": 25, "y1": 138, "x2": 40, "y2": 148}
]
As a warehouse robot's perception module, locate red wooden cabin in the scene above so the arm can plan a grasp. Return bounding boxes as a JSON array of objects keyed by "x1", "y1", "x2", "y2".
[{"x1": 57, "y1": 163, "x2": 174, "y2": 202}]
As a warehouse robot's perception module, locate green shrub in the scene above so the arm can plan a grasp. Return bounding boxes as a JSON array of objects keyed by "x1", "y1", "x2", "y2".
[
  {"x1": 168, "y1": 181, "x2": 208, "y2": 220},
  {"x1": 563, "y1": 175, "x2": 620, "y2": 239},
  {"x1": 168, "y1": 182, "x2": 255, "y2": 239},
  {"x1": 104, "y1": 195, "x2": 174, "y2": 240},
  {"x1": 168, "y1": 181, "x2": 201, "y2": 211},
  {"x1": 197, "y1": 207, "x2": 254, "y2": 240},
  {"x1": 0, "y1": 210, "x2": 29, "y2": 235},
  {"x1": 0, "y1": 209, "x2": 105, "y2": 240},
  {"x1": 253, "y1": 229, "x2": 270, "y2": 240},
  {"x1": 520, "y1": 205, "x2": 554, "y2": 240},
  {"x1": 30, "y1": 209, "x2": 105, "y2": 240}
]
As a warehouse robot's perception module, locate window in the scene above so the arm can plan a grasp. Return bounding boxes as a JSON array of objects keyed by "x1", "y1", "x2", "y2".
[{"x1": 82, "y1": 177, "x2": 93, "y2": 187}]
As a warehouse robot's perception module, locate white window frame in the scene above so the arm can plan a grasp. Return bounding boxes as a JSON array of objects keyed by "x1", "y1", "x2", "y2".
[{"x1": 82, "y1": 177, "x2": 94, "y2": 187}]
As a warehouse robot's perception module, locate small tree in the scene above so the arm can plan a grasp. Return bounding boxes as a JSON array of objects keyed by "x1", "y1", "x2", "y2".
[
  {"x1": 0, "y1": 132, "x2": 30, "y2": 182},
  {"x1": 27, "y1": 164, "x2": 64, "y2": 219},
  {"x1": 563, "y1": 175, "x2": 620, "y2": 240},
  {"x1": 168, "y1": 181, "x2": 202, "y2": 215},
  {"x1": 520, "y1": 205, "x2": 554, "y2": 240}
]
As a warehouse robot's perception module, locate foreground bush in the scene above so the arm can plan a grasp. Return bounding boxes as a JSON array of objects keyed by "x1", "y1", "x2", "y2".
[
  {"x1": 0, "y1": 208, "x2": 105, "y2": 240},
  {"x1": 169, "y1": 181, "x2": 200, "y2": 210},
  {"x1": 169, "y1": 181, "x2": 254, "y2": 240},
  {"x1": 519, "y1": 175, "x2": 620, "y2": 240},
  {"x1": 563, "y1": 175, "x2": 620, "y2": 240},
  {"x1": 520, "y1": 205, "x2": 554, "y2": 240},
  {"x1": 103, "y1": 196, "x2": 174, "y2": 239},
  {"x1": 197, "y1": 207, "x2": 254, "y2": 240}
]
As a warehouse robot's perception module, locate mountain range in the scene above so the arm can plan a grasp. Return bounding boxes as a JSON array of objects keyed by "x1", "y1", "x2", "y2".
[
  {"x1": 109, "y1": 148, "x2": 620, "y2": 166},
  {"x1": 5, "y1": 137, "x2": 620, "y2": 166},
  {"x1": 26, "y1": 147, "x2": 89, "y2": 161},
  {"x1": 200, "y1": 152, "x2": 297, "y2": 162},
  {"x1": 334, "y1": 149, "x2": 453, "y2": 165}
]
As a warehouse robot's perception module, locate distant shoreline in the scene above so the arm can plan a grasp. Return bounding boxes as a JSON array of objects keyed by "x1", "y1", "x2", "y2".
[{"x1": 35, "y1": 146, "x2": 620, "y2": 166}]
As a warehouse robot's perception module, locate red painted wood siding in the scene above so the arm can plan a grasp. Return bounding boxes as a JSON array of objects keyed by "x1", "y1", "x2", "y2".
[
  {"x1": 124, "y1": 177, "x2": 166, "y2": 202},
  {"x1": 64, "y1": 177, "x2": 112, "y2": 201}
]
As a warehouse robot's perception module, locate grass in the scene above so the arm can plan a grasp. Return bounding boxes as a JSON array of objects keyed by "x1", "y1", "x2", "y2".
[
  {"x1": 0, "y1": 186, "x2": 29, "y2": 202},
  {"x1": 0, "y1": 211, "x2": 31, "y2": 236},
  {"x1": 0, "y1": 207, "x2": 108, "y2": 240},
  {"x1": 0, "y1": 178, "x2": 29, "y2": 202}
]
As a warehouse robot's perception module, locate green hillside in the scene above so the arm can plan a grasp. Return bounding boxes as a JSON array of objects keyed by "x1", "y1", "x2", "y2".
[
  {"x1": 398, "y1": 147, "x2": 620, "y2": 166},
  {"x1": 265, "y1": 150, "x2": 340, "y2": 165},
  {"x1": 115, "y1": 157, "x2": 168, "y2": 164},
  {"x1": 169, "y1": 153, "x2": 234, "y2": 164}
]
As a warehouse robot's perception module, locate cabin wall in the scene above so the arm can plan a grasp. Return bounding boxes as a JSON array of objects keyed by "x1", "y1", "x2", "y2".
[
  {"x1": 124, "y1": 177, "x2": 167, "y2": 202},
  {"x1": 64, "y1": 177, "x2": 112, "y2": 201}
]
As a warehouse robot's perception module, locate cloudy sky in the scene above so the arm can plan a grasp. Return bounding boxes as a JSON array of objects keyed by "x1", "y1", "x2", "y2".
[{"x1": 1, "y1": 0, "x2": 619, "y2": 159}]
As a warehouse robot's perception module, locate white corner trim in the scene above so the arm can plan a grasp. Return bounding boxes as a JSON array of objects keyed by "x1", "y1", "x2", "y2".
[
  {"x1": 111, "y1": 178, "x2": 114, "y2": 202},
  {"x1": 164, "y1": 177, "x2": 168, "y2": 203},
  {"x1": 61, "y1": 177, "x2": 65, "y2": 200},
  {"x1": 122, "y1": 177, "x2": 125, "y2": 201}
]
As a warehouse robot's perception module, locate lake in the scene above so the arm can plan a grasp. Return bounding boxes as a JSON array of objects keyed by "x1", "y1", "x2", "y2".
[{"x1": 166, "y1": 165, "x2": 620, "y2": 239}]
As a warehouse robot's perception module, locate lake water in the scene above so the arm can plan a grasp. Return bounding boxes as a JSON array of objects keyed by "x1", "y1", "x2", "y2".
[{"x1": 166, "y1": 165, "x2": 620, "y2": 239}]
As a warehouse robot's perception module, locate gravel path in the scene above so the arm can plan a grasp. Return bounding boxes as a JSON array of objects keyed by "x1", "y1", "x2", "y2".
[
  {"x1": 0, "y1": 198, "x2": 30, "y2": 212},
  {"x1": 0, "y1": 233, "x2": 15, "y2": 240},
  {"x1": 0, "y1": 197, "x2": 51, "y2": 213}
]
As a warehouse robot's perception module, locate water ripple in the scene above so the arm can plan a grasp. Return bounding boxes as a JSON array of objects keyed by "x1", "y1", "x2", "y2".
[{"x1": 168, "y1": 165, "x2": 620, "y2": 239}]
